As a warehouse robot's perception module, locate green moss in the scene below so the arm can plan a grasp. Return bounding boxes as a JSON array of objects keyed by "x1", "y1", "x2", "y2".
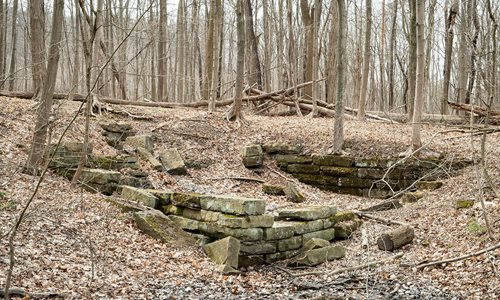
[
  {"x1": 467, "y1": 219, "x2": 487, "y2": 235},
  {"x1": 0, "y1": 200, "x2": 16, "y2": 211},
  {"x1": 329, "y1": 211, "x2": 355, "y2": 224},
  {"x1": 456, "y1": 199, "x2": 474, "y2": 209}
]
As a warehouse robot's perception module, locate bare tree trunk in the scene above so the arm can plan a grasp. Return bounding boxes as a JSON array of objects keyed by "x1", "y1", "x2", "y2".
[
  {"x1": 208, "y1": 0, "x2": 222, "y2": 111},
  {"x1": 407, "y1": 0, "x2": 417, "y2": 117},
  {"x1": 333, "y1": 0, "x2": 346, "y2": 153},
  {"x1": 203, "y1": 0, "x2": 215, "y2": 100},
  {"x1": 411, "y1": 0, "x2": 425, "y2": 151},
  {"x1": 7, "y1": 0, "x2": 19, "y2": 91},
  {"x1": 157, "y1": 0, "x2": 167, "y2": 101},
  {"x1": 149, "y1": 0, "x2": 156, "y2": 100},
  {"x1": 227, "y1": 0, "x2": 245, "y2": 123},
  {"x1": 327, "y1": 0, "x2": 339, "y2": 105},
  {"x1": 25, "y1": 0, "x2": 65, "y2": 173},
  {"x1": 263, "y1": 0, "x2": 271, "y2": 92},
  {"x1": 0, "y1": 0, "x2": 4, "y2": 86},
  {"x1": 29, "y1": 0, "x2": 45, "y2": 99},
  {"x1": 441, "y1": 0, "x2": 458, "y2": 115},
  {"x1": 68, "y1": 0, "x2": 81, "y2": 102},
  {"x1": 244, "y1": 0, "x2": 263, "y2": 90},
  {"x1": 456, "y1": 0, "x2": 468, "y2": 109},
  {"x1": 388, "y1": 0, "x2": 398, "y2": 109},
  {"x1": 175, "y1": 0, "x2": 186, "y2": 103},
  {"x1": 379, "y1": 0, "x2": 386, "y2": 112},
  {"x1": 357, "y1": 0, "x2": 372, "y2": 120},
  {"x1": 465, "y1": 0, "x2": 479, "y2": 105},
  {"x1": 300, "y1": 0, "x2": 321, "y2": 104}
]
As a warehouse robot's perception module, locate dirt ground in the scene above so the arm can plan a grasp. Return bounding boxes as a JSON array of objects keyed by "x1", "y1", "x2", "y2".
[{"x1": 0, "y1": 97, "x2": 498, "y2": 299}]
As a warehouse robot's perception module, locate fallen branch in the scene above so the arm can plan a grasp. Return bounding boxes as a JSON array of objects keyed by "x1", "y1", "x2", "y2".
[
  {"x1": 353, "y1": 210, "x2": 409, "y2": 226},
  {"x1": 0, "y1": 288, "x2": 67, "y2": 299},
  {"x1": 416, "y1": 243, "x2": 500, "y2": 270},
  {"x1": 208, "y1": 176, "x2": 265, "y2": 183},
  {"x1": 290, "y1": 253, "x2": 404, "y2": 277}
]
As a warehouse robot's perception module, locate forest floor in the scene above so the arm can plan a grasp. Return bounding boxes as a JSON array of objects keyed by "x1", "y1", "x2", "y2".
[{"x1": 0, "y1": 97, "x2": 498, "y2": 299}]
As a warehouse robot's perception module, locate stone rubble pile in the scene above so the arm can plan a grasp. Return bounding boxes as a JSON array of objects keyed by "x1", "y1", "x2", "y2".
[{"x1": 118, "y1": 186, "x2": 362, "y2": 267}]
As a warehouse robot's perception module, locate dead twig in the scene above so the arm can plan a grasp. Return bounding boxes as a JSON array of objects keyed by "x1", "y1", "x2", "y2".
[
  {"x1": 290, "y1": 253, "x2": 404, "y2": 277},
  {"x1": 416, "y1": 243, "x2": 500, "y2": 270},
  {"x1": 208, "y1": 176, "x2": 265, "y2": 183},
  {"x1": 353, "y1": 210, "x2": 409, "y2": 227},
  {"x1": 0, "y1": 287, "x2": 67, "y2": 299}
]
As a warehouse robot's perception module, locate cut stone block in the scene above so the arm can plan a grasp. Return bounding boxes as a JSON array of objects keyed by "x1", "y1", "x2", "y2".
[
  {"x1": 263, "y1": 222, "x2": 296, "y2": 240},
  {"x1": 329, "y1": 211, "x2": 356, "y2": 224},
  {"x1": 199, "y1": 195, "x2": 266, "y2": 216},
  {"x1": 289, "y1": 245, "x2": 346, "y2": 267},
  {"x1": 242, "y1": 156, "x2": 263, "y2": 168},
  {"x1": 203, "y1": 237, "x2": 241, "y2": 269},
  {"x1": 241, "y1": 144, "x2": 263, "y2": 157},
  {"x1": 183, "y1": 208, "x2": 222, "y2": 222},
  {"x1": 136, "y1": 147, "x2": 163, "y2": 171},
  {"x1": 287, "y1": 164, "x2": 320, "y2": 174},
  {"x1": 133, "y1": 210, "x2": 195, "y2": 247},
  {"x1": 91, "y1": 155, "x2": 139, "y2": 170},
  {"x1": 76, "y1": 168, "x2": 121, "y2": 185},
  {"x1": 199, "y1": 223, "x2": 263, "y2": 242},
  {"x1": 334, "y1": 220, "x2": 362, "y2": 239},
  {"x1": 277, "y1": 236, "x2": 302, "y2": 252},
  {"x1": 120, "y1": 186, "x2": 158, "y2": 208},
  {"x1": 262, "y1": 144, "x2": 302, "y2": 154},
  {"x1": 217, "y1": 214, "x2": 274, "y2": 228},
  {"x1": 238, "y1": 255, "x2": 265, "y2": 267},
  {"x1": 262, "y1": 184, "x2": 285, "y2": 196},
  {"x1": 275, "y1": 154, "x2": 313, "y2": 165},
  {"x1": 171, "y1": 192, "x2": 203, "y2": 209},
  {"x1": 320, "y1": 166, "x2": 357, "y2": 177},
  {"x1": 168, "y1": 215, "x2": 199, "y2": 231},
  {"x1": 125, "y1": 135, "x2": 154, "y2": 152},
  {"x1": 159, "y1": 148, "x2": 187, "y2": 175},
  {"x1": 278, "y1": 205, "x2": 337, "y2": 221},
  {"x1": 283, "y1": 183, "x2": 305, "y2": 203},
  {"x1": 161, "y1": 205, "x2": 183, "y2": 215},
  {"x1": 240, "y1": 241, "x2": 277, "y2": 254},
  {"x1": 312, "y1": 154, "x2": 354, "y2": 167},
  {"x1": 301, "y1": 238, "x2": 330, "y2": 252},
  {"x1": 302, "y1": 228, "x2": 336, "y2": 244},
  {"x1": 143, "y1": 189, "x2": 173, "y2": 205},
  {"x1": 286, "y1": 219, "x2": 324, "y2": 235}
]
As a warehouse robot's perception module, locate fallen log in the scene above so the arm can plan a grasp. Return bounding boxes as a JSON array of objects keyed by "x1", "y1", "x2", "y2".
[
  {"x1": 448, "y1": 101, "x2": 500, "y2": 117},
  {"x1": 377, "y1": 225, "x2": 415, "y2": 251},
  {"x1": 416, "y1": 242, "x2": 500, "y2": 270},
  {"x1": 361, "y1": 199, "x2": 403, "y2": 212}
]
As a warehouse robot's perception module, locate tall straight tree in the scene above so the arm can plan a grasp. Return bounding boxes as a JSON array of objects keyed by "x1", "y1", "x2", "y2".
[
  {"x1": 157, "y1": 0, "x2": 168, "y2": 101},
  {"x1": 357, "y1": 0, "x2": 372, "y2": 120},
  {"x1": 411, "y1": 0, "x2": 425, "y2": 151},
  {"x1": 7, "y1": 0, "x2": 19, "y2": 91},
  {"x1": 387, "y1": 0, "x2": 398, "y2": 109},
  {"x1": 441, "y1": 0, "x2": 458, "y2": 115},
  {"x1": 25, "y1": 0, "x2": 65, "y2": 173},
  {"x1": 244, "y1": 0, "x2": 263, "y2": 91},
  {"x1": 333, "y1": 0, "x2": 346, "y2": 153},
  {"x1": 29, "y1": 0, "x2": 45, "y2": 99},
  {"x1": 0, "y1": 0, "x2": 5, "y2": 87},
  {"x1": 226, "y1": 0, "x2": 245, "y2": 124},
  {"x1": 407, "y1": 0, "x2": 417, "y2": 117},
  {"x1": 203, "y1": 0, "x2": 216, "y2": 100}
]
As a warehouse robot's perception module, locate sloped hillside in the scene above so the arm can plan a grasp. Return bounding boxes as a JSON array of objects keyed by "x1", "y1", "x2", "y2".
[{"x1": 0, "y1": 97, "x2": 498, "y2": 299}]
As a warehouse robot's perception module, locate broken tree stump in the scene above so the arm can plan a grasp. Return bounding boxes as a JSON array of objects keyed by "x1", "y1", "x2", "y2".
[{"x1": 377, "y1": 225, "x2": 415, "y2": 251}]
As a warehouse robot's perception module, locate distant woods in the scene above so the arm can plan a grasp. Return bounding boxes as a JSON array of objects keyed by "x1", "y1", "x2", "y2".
[{"x1": 0, "y1": 0, "x2": 497, "y2": 116}]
